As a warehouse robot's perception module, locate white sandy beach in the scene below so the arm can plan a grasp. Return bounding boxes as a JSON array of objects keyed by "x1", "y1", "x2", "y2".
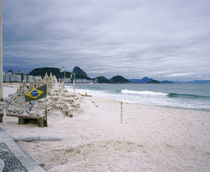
[{"x1": 1, "y1": 83, "x2": 210, "y2": 172}]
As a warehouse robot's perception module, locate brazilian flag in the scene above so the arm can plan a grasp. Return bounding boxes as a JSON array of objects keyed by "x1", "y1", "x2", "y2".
[{"x1": 25, "y1": 85, "x2": 47, "y2": 102}]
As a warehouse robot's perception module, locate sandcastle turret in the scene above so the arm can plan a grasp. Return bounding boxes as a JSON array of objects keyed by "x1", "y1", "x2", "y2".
[
  {"x1": 53, "y1": 75, "x2": 57, "y2": 83},
  {"x1": 49, "y1": 72, "x2": 53, "y2": 78},
  {"x1": 43, "y1": 73, "x2": 49, "y2": 82},
  {"x1": 29, "y1": 78, "x2": 35, "y2": 89},
  {"x1": 48, "y1": 73, "x2": 54, "y2": 89},
  {"x1": 36, "y1": 76, "x2": 43, "y2": 88}
]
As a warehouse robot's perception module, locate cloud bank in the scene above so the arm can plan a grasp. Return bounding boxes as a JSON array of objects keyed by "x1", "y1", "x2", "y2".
[{"x1": 2, "y1": 0, "x2": 210, "y2": 80}]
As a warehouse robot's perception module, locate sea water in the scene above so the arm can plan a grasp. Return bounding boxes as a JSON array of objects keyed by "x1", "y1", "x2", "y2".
[{"x1": 66, "y1": 83, "x2": 210, "y2": 111}]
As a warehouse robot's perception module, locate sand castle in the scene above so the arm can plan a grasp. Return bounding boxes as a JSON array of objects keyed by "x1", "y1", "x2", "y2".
[{"x1": 0, "y1": 73, "x2": 81, "y2": 127}]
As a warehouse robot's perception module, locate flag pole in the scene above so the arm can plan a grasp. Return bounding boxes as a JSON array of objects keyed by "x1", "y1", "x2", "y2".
[
  {"x1": 0, "y1": 0, "x2": 3, "y2": 100},
  {"x1": 64, "y1": 70, "x2": 65, "y2": 83},
  {"x1": 73, "y1": 73, "x2": 75, "y2": 93},
  {"x1": 120, "y1": 102, "x2": 123, "y2": 124}
]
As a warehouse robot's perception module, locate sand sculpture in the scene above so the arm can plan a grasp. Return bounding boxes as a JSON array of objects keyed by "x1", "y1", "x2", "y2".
[{"x1": 0, "y1": 73, "x2": 81, "y2": 126}]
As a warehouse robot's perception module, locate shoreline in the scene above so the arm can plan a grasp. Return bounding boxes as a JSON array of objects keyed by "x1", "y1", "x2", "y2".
[
  {"x1": 1, "y1": 84, "x2": 210, "y2": 171},
  {"x1": 65, "y1": 83, "x2": 210, "y2": 112},
  {"x1": 130, "y1": 102, "x2": 210, "y2": 113},
  {"x1": 89, "y1": 95, "x2": 210, "y2": 116},
  {"x1": 70, "y1": 88, "x2": 210, "y2": 113}
]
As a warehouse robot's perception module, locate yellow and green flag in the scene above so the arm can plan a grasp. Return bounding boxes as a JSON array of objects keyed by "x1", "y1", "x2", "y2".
[{"x1": 25, "y1": 85, "x2": 46, "y2": 102}]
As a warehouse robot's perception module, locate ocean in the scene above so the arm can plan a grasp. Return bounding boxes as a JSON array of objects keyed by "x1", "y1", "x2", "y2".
[{"x1": 66, "y1": 83, "x2": 210, "y2": 111}]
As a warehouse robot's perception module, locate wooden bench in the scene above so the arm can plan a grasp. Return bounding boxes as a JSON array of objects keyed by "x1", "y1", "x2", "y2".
[{"x1": 0, "y1": 113, "x2": 47, "y2": 127}]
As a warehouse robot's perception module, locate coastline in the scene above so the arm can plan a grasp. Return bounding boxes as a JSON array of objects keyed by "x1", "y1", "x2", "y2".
[
  {"x1": 66, "y1": 83, "x2": 210, "y2": 111},
  {"x1": 1, "y1": 84, "x2": 210, "y2": 171}
]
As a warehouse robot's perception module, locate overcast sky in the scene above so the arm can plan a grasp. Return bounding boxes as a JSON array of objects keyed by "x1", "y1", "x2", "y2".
[{"x1": 2, "y1": 0, "x2": 210, "y2": 80}]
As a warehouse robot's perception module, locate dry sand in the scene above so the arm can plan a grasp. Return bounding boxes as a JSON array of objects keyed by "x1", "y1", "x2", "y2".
[{"x1": 1, "y1": 84, "x2": 210, "y2": 171}]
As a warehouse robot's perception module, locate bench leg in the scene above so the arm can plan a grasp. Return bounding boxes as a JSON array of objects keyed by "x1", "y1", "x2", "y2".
[
  {"x1": 43, "y1": 108, "x2": 48, "y2": 127},
  {"x1": 44, "y1": 117, "x2": 47, "y2": 127},
  {"x1": 18, "y1": 117, "x2": 25, "y2": 125},
  {"x1": 38, "y1": 118, "x2": 44, "y2": 127}
]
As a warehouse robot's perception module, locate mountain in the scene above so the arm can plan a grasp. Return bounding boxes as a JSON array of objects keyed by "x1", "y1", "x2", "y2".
[
  {"x1": 72, "y1": 66, "x2": 91, "y2": 79},
  {"x1": 130, "y1": 77, "x2": 174, "y2": 84},
  {"x1": 160, "y1": 80, "x2": 173, "y2": 84},
  {"x1": 129, "y1": 77, "x2": 154, "y2": 83},
  {"x1": 141, "y1": 77, "x2": 153, "y2": 83},
  {"x1": 148, "y1": 79, "x2": 160, "y2": 83},
  {"x1": 29, "y1": 67, "x2": 72, "y2": 79},
  {"x1": 94, "y1": 76, "x2": 110, "y2": 83},
  {"x1": 29, "y1": 67, "x2": 61, "y2": 78},
  {"x1": 110, "y1": 75, "x2": 130, "y2": 83}
]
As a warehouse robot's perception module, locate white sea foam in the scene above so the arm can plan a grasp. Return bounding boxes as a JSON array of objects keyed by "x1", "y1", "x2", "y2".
[
  {"x1": 121, "y1": 89, "x2": 167, "y2": 96},
  {"x1": 65, "y1": 85, "x2": 210, "y2": 110},
  {"x1": 66, "y1": 86, "x2": 109, "y2": 97}
]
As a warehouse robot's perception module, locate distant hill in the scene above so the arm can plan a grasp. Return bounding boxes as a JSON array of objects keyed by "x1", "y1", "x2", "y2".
[
  {"x1": 130, "y1": 77, "x2": 174, "y2": 84},
  {"x1": 29, "y1": 66, "x2": 91, "y2": 80},
  {"x1": 94, "y1": 76, "x2": 110, "y2": 83},
  {"x1": 129, "y1": 77, "x2": 153, "y2": 83},
  {"x1": 73, "y1": 66, "x2": 91, "y2": 80},
  {"x1": 148, "y1": 79, "x2": 160, "y2": 83},
  {"x1": 160, "y1": 80, "x2": 173, "y2": 84},
  {"x1": 29, "y1": 67, "x2": 61, "y2": 78},
  {"x1": 110, "y1": 75, "x2": 130, "y2": 83}
]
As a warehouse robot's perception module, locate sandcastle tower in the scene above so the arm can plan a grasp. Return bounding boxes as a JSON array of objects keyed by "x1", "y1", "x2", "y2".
[
  {"x1": 43, "y1": 73, "x2": 49, "y2": 83},
  {"x1": 48, "y1": 73, "x2": 54, "y2": 89},
  {"x1": 36, "y1": 76, "x2": 43, "y2": 88},
  {"x1": 53, "y1": 75, "x2": 57, "y2": 83},
  {"x1": 29, "y1": 78, "x2": 35, "y2": 90}
]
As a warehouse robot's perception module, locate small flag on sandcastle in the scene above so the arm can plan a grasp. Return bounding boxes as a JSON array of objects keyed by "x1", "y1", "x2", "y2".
[{"x1": 25, "y1": 85, "x2": 47, "y2": 102}]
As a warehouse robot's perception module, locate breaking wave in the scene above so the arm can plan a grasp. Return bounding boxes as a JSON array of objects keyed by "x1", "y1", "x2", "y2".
[
  {"x1": 168, "y1": 93, "x2": 210, "y2": 99},
  {"x1": 121, "y1": 89, "x2": 167, "y2": 96},
  {"x1": 121, "y1": 89, "x2": 210, "y2": 100}
]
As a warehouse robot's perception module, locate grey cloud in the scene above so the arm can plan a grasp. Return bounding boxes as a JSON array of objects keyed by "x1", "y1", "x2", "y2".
[{"x1": 2, "y1": 0, "x2": 210, "y2": 80}]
